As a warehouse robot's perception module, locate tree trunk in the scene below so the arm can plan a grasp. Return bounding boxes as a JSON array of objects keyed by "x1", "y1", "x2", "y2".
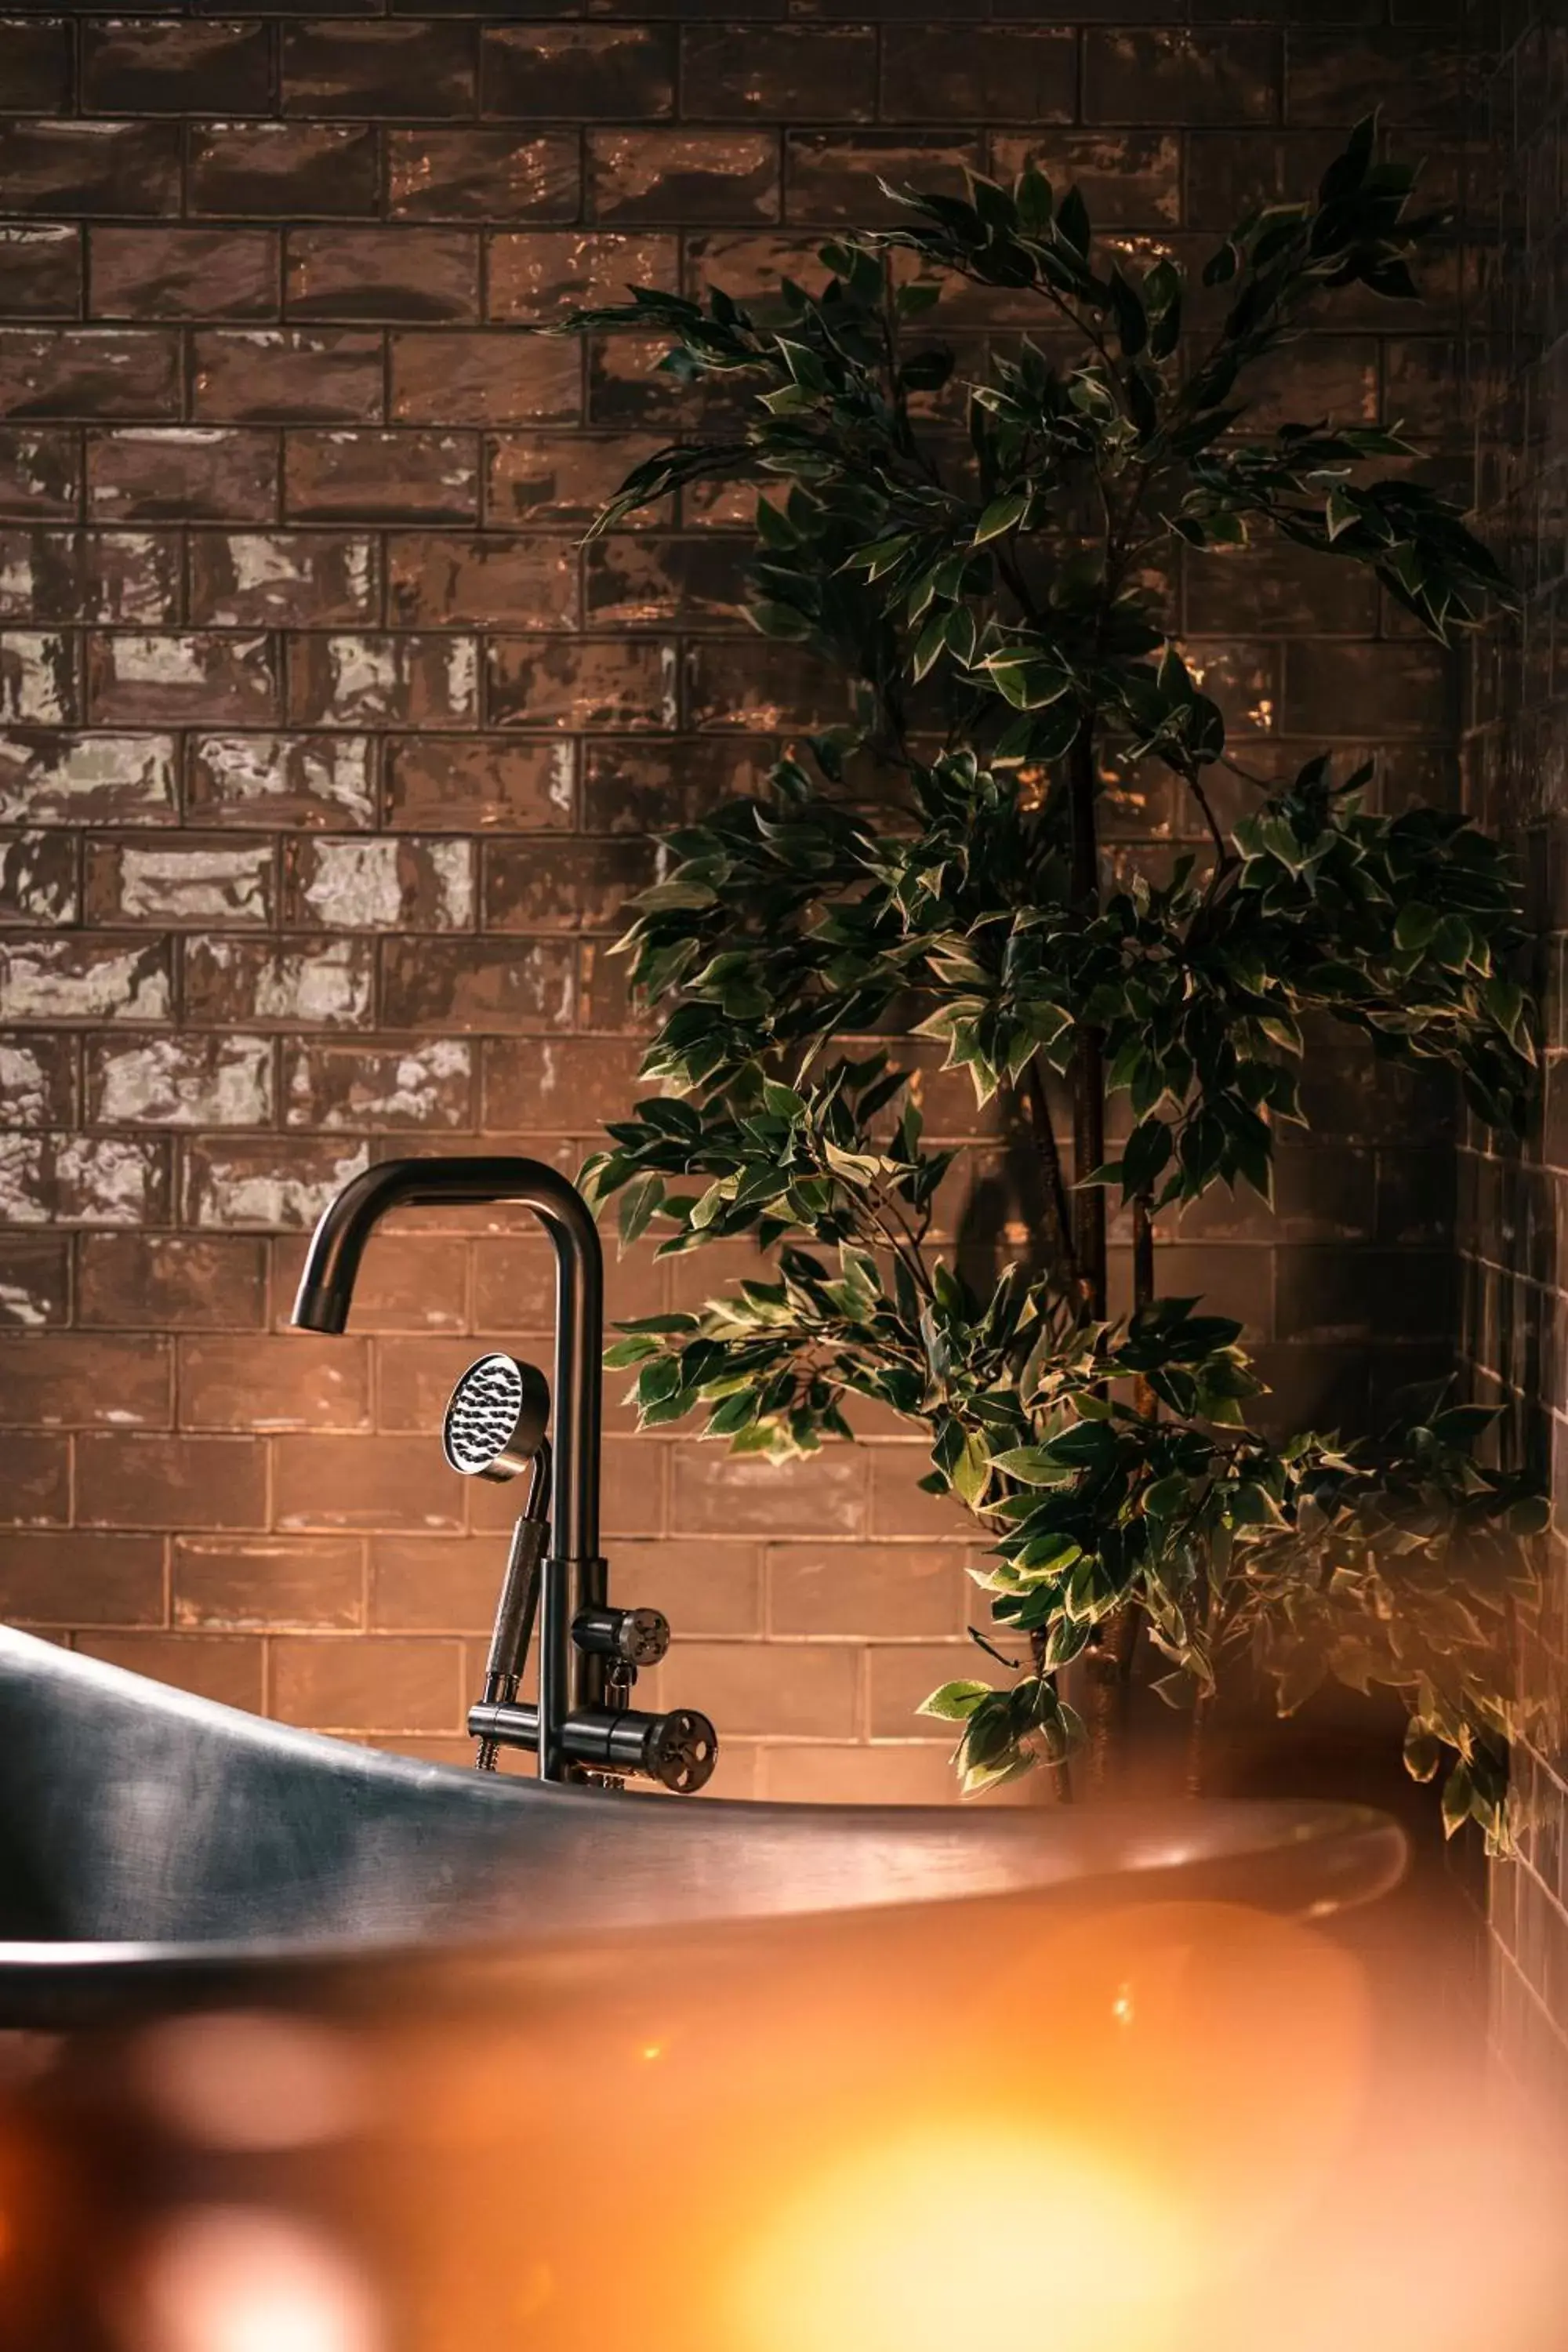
[{"x1": 1066, "y1": 724, "x2": 1107, "y2": 1320}]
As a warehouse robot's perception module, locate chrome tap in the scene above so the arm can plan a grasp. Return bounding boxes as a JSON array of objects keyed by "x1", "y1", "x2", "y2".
[{"x1": 291, "y1": 1156, "x2": 717, "y2": 1794}]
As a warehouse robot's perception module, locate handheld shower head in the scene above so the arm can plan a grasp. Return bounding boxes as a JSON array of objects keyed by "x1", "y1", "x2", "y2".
[{"x1": 442, "y1": 1355, "x2": 550, "y2": 1484}]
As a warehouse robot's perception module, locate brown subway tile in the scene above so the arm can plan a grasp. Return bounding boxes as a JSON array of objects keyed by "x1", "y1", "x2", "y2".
[
  {"x1": 282, "y1": 1036, "x2": 473, "y2": 1131},
  {"x1": 487, "y1": 230, "x2": 678, "y2": 324},
  {"x1": 78, "y1": 1232, "x2": 267, "y2": 1330},
  {"x1": 681, "y1": 25, "x2": 874, "y2": 120},
  {"x1": 76, "y1": 1432, "x2": 267, "y2": 1530},
  {"x1": 270, "y1": 1633, "x2": 463, "y2": 1733},
  {"x1": 286, "y1": 430, "x2": 480, "y2": 524},
  {"x1": 0, "y1": 1131, "x2": 171, "y2": 1229},
  {"x1": 684, "y1": 637, "x2": 845, "y2": 731},
  {"x1": 0, "y1": 226, "x2": 82, "y2": 319},
  {"x1": 1284, "y1": 641, "x2": 1451, "y2": 738},
  {"x1": 0, "y1": 1031, "x2": 77, "y2": 1127},
  {"x1": 1286, "y1": 30, "x2": 1467, "y2": 129},
  {"x1": 580, "y1": 736, "x2": 772, "y2": 833},
  {"x1": 281, "y1": 834, "x2": 473, "y2": 930},
  {"x1": 187, "y1": 732, "x2": 376, "y2": 830},
  {"x1": 0, "y1": 829, "x2": 75, "y2": 925},
  {"x1": 589, "y1": 130, "x2": 780, "y2": 227},
  {"x1": 273, "y1": 1435, "x2": 463, "y2": 1534},
  {"x1": 81, "y1": 20, "x2": 273, "y2": 114},
  {"x1": 86, "y1": 633, "x2": 279, "y2": 727},
  {"x1": 377, "y1": 935, "x2": 575, "y2": 1033},
  {"x1": 0, "y1": 630, "x2": 74, "y2": 725},
  {"x1": 479, "y1": 1034, "x2": 639, "y2": 1131},
  {"x1": 486, "y1": 636, "x2": 675, "y2": 731},
  {"x1": 784, "y1": 132, "x2": 979, "y2": 226},
  {"x1": 769, "y1": 1542, "x2": 971, "y2": 1639},
  {"x1": 387, "y1": 129, "x2": 579, "y2": 223},
  {"x1": 757, "y1": 1744, "x2": 966, "y2": 1808},
  {"x1": 0, "y1": 121, "x2": 181, "y2": 216},
  {"x1": 0, "y1": 724, "x2": 171, "y2": 828},
  {"x1": 0, "y1": 428, "x2": 80, "y2": 521},
  {"x1": 1183, "y1": 129, "x2": 1347, "y2": 230},
  {"x1": 659, "y1": 1639, "x2": 861, "y2": 1741},
  {"x1": 583, "y1": 535, "x2": 746, "y2": 629},
  {"x1": 883, "y1": 26, "x2": 1076, "y2": 123},
  {"x1": 281, "y1": 21, "x2": 477, "y2": 118},
  {"x1": 0, "y1": 17, "x2": 72, "y2": 112},
  {"x1": 182, "y1": 1135, "x2": 371, "y2": 1231},
  {"x1": 89, "y1": 430, "x2": 279, "y2": 525},
  {"x1": 179, "y1": 1333, "x2": 371, "y2": 1432},
  {"x1": 84, "y1": 1030, "x2": 272, "y2": 1127},
  {"x1": 0, "y1": 1532, "x2": 165, "y2": 1628},
  {"x1": 193, "y1": 329, "x2": 384, "y2": 426},
  {"x1": 368, "y1": 1536, "x2": 514, "y2": 1635},
  {"x1": 989, "y1": 130, "x2": 1181, "y2": 227},
  {"x1": 287, "y1": 633, "x2": 478, "y2": 729},
  {"x1": 389, "y1": 332, "x2": 581, "y2": 427},
  {"x1": 1083, "y1": 28, "x2": 1281, "y2": 125},
  {"x1": 189, "y1": 122, "x2": 381, "y2": 219},
  {"x1": 189, "y1": 531, "x2": 377, "y2": 628},
  {"x1": 182, "y1": 935, "x2": 375, "y2": 1029},
  {"x1": 0, "y1": 934, "x2": 170, "y2": 1024},
  {"x1": 466, "y1": 1235, "x2": 561, "y2": 1333},
  {"x1": 287, "y1": 228, "x2": 480, "y2": 325},
  {"x1": 0, "y1": 328, "x2": 180, "y2": 423},
  {"x1": 866, "y1": 1640, "x2": 1007, "y2": 1739},
  {"x1": 387, "y1": 534, "x2": 577, "y2": 630},
  {"x1": 0, "y1": 529, "x2": 182, "y2": 628},
  {"x1": 608, "y1": 1539, "x2": 761, "y2": 1640},
  {"x1": 0, "y1": 1232, "x2": 69, "y2": 1327},
  {"x1": 76, "y1": 1632, "x2": 263, "y2": 1711},
  {"x1": 173, "y1": 1534, "x2": 363, "y2": 1632},
  {"x1": 0, "y1": 1431, "x2": 70, "y2": 1524},
  {"x1": 481, "y1": 837, "x2": 651, "y2": 934},
  {"x1": 89, "y1": 228, "x2": 279, "y2": 324},
  {"x1": 481, "y1": 24, "x2": 673, "y2": 120},
  {"x1": 0, "y1": 1327, "x2": 176, "y2": 1430},
  {"x1": 671, "y1": 1443, "x2": 866, "y2": 1539},
  {"x1": 383, "y1": 735, "x2": 575, "y2": 831},
  {"x1": 485, "y1": 431, "x2": 668, "y2": 530},
  {"x1": 869, "y1": 1447, "x2": 972, "y2": 1540}
]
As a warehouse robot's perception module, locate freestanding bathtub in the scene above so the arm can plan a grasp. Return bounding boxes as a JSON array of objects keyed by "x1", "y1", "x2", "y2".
[
  {"x1": 0, "y1": 1625, "x2": 1560, "y2": 2352},
  {"x1": 0, "y1": 1624, "x2": 1404, "y2": 2020}
]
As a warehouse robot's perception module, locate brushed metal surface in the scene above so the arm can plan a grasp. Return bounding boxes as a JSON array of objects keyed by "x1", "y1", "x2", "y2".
[{"x1": 0, "y1": 1626, "x2": 1406, "y2": 2024}]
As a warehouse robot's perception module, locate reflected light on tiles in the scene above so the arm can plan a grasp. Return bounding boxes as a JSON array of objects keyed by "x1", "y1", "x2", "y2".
[
  {"x1": 128, "y1": 2010, "x2": 367, "y2": 2151},
  {"x1": 124, "y1": 2206, "x2": 381, "y2": 2352}
]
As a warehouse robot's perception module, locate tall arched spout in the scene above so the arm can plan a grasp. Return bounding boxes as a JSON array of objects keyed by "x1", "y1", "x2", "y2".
[{"x1": 291, "y1": 1156, "x2": 606, "y2": 1779}]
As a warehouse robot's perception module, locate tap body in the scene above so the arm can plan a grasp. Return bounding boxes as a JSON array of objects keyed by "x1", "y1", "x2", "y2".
[{"x1": 291, "y1": 1156, "x2": 607, "y2": 1777}]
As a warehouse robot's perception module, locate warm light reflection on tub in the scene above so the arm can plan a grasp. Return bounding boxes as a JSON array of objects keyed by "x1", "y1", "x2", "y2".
[
  {"x1": 1, "y1": 1881, "x2": 1563, "y2": 2352},
  {"x1": 122, "y1": 2207, "x2": 383, "y2": 2352}
]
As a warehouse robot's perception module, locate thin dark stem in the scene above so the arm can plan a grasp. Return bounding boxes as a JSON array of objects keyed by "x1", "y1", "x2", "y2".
[
  {"x1": 1066, "y1": 719, "x2": 1107, "y2": 1320},
  {"x1": 1184, "y1": 768, "x2": 1232, "y2": 869},
  {"x1": 1023, "y1": 1055, "x2": 1085, "y2": 1304}
]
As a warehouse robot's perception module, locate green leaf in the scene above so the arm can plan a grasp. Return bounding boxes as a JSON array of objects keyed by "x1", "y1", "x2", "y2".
[
  {"x1": 974, "y1": 492, "x2": 1031, "y2": 545},
  {"x1": 918, "y1": 1679, "x2": 992, "y2": 1722}
]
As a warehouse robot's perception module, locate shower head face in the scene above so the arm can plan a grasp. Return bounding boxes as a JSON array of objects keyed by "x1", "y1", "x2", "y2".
[{"x1": 443, "y1": 1354, "x2": 550, "y2": 1483}]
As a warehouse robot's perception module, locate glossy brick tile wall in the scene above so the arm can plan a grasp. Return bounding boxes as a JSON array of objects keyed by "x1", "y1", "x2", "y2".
[
  {"x1": 1464, "y1": 0, "x2": 1568, "y2": 2102},
  {"x1": 0, "y1": 4, "x2": 1468, "y2": 1799}
]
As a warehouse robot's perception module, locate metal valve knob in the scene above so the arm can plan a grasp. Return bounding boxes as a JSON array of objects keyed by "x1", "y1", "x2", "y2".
[
  {"x1": 641, "y1": 1708, "x2": 718, "y2": 1795},
  {"x1": 573, "y1": 1604, "x2": 670, "y2": 1668}
]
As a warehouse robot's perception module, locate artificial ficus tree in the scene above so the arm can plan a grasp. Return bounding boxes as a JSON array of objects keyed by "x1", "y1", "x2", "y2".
[{"x1": 561, "y1": 118, "x2": 1544, "y2": 1842}]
